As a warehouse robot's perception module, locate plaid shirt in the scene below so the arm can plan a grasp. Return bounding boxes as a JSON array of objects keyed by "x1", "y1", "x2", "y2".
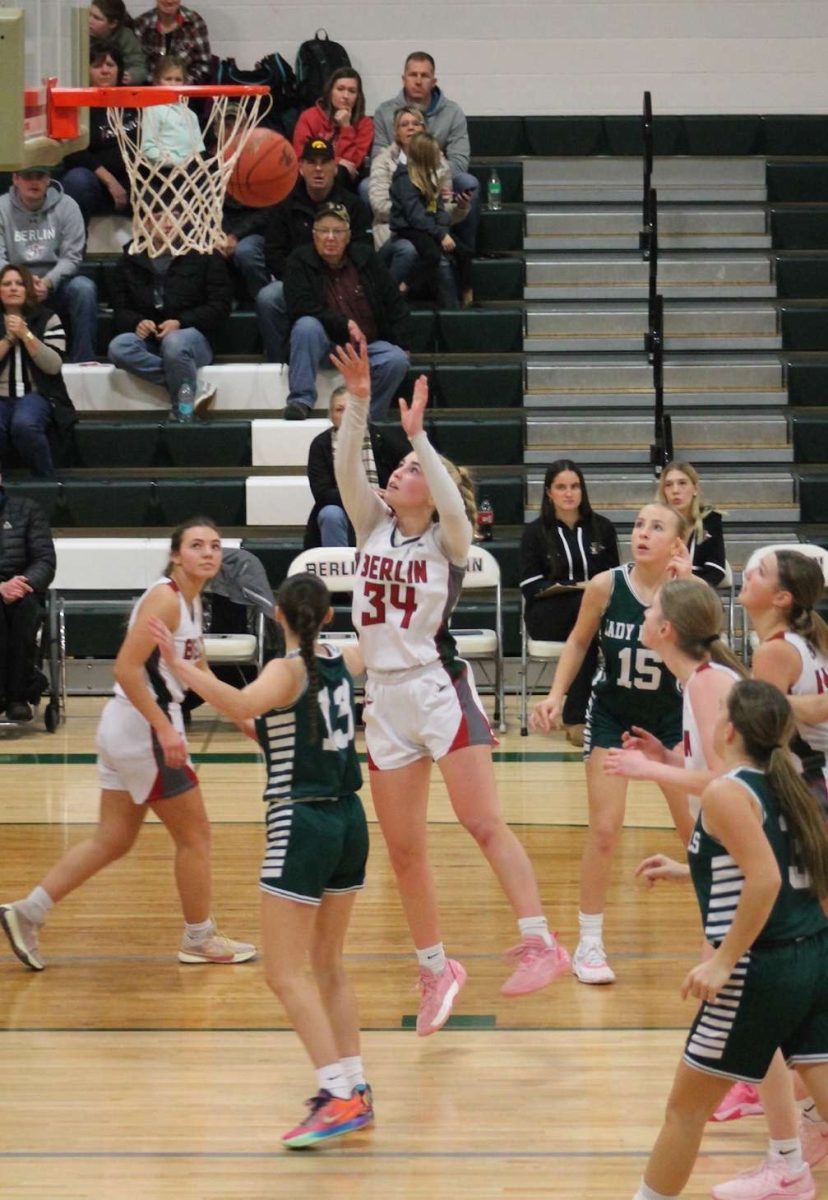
[{"x1": 134, "y1": 5, "x2": 212, "y2": 84}]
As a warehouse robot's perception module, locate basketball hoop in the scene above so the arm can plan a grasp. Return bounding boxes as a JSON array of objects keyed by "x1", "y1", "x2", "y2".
[{"x1": 47, "y1": 85, "x2": 272, "y2": 256}]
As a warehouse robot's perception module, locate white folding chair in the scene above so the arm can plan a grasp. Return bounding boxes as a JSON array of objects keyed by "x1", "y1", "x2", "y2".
[
  {"x1": 518, "y1": 598, "x2": 567, "y2": 737},
  {"x1": 451, "y1": 546, "x2": 507, "y2": 733},
  {"x1": 741, "y1": 542, "x2": 828, "y2": 662}
]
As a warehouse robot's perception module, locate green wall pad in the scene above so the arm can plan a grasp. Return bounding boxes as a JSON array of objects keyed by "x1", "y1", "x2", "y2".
[
  {"x1": 478, "y1": 210, "x2": 524, "y2": 252},
  {"x1": 793, "y1": 416, "x2": 828, "y2": 463},
  {"x1": 775, "y1": 257, "x2": 828, "y2": 299},
  {"x1": 787, "y1": 363, "x2": 828, "y2": 407},
  {"x1": 438, "y1": 309, "x2": 524, "y2": 353},
  {"x1": 772, "y1": 211, "x2": 828, "y2": 251},
  {"x1": 767, "y1": 164, "x2": 828, "y2": 203},
  {"x1": 474, "y1": 474, "x2": 524, "y2": 525},
  {"x1": 468, "y1": 117, "x2": 529, "y2": 156},
  {"x1": 7, "y1": 478, "x2": 247, "y2": 528},
  {"x1": 426, "y1": 415, "x2": 523, "y2": 466},
  {"x1": 432, "y1": 363, "x2": 524, "y2": 409},
  {"x1": 797, "y1": 475, "x2": 828, "y2": 522},
  {"x1": 781, "y1": 307, "x2": 828, "y2": 351},
  {"x1": 469, "y1": 162, "x2": 523, "y2": 203},
  {"x1": 471, "y1": 258, "x2": 524, "y2": 302}
]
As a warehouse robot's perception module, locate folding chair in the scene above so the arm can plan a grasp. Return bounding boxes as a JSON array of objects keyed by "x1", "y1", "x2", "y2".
[
  {"x1": 451, "y1": 546, "x2": 507, "y2": 733},
  {"x1": 518, "y1": 597, "x2": 567, "y2": 737}
]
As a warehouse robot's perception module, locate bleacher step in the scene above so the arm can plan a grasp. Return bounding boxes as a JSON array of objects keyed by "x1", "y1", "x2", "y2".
[
  {"x1": 524, "y1": 252, "x2": 775, "y2": 299},
  {"x1": 526, "y1": 354, "x2": 784, "y2": 394},
  {"x1": 524, "y1": 300, "x2": 781, "y2": 351},
  {"x1": 525, "y1": 412, "x2": 791, "y2": 465},
  {"x1": 525, "y1": 205, "x2": 770, "y2": 251},
  {"x1": 524, "y1": 158, "x2": 767, "y2": 204}
]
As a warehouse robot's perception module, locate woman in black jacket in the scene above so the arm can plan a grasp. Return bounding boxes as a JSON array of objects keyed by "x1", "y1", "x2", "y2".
[
  {"x1": 657, "y1": 460, "x2": 727, "y2": 588},
  {"x1": 520, "y1": 459, "x2": 619, "y2": 743},
  {"x1": 0, "y1": 265, "x2": 76, "y2": 478}
]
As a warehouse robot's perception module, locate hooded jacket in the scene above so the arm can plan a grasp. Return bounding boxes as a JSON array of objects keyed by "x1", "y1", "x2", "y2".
[
  {"x1": 371, "y1": 87, "x2": 470, "y2": 173},
  {"x1": 0, "y1": 489, "x2": 56, "y2": 592},
  {"x1": 0, "y1": 182, "x2": 86, "y2": 291}
]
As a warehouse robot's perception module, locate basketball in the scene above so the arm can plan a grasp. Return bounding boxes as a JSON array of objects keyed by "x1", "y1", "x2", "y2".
[{"x1": 227, "y1": 128, "x2": 299, "y2": 207}]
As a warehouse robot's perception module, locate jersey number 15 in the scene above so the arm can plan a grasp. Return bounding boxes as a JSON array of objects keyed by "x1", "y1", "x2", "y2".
[{"x1": 617, "y1": 646, "x2": 662, "y2": 691}]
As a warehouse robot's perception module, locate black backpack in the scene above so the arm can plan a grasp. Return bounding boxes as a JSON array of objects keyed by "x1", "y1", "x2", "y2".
[
  {"x1": 216, "y1": 53, "x2": 299, "y2": 137},
  {"x1": 295, "y1": 29, "x2": 351, "y2": 110}
]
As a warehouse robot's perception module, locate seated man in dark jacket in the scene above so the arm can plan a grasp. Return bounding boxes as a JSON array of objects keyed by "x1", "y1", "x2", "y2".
[
  {"x1": 107, "y1": 208, "x2": 232, "y2": 416},
  {"x1": 0, "y1": 474, "x2": 56, "y2": 720},
  {"x1": 256, "y1": 137, "x2": 372, "y2": 363},
  {"x1": 305, "y1": 384, "x2": 409, "y2": 547},
  {"x1": 283, "y1": 202, "x2": 409, "y2": 420}
]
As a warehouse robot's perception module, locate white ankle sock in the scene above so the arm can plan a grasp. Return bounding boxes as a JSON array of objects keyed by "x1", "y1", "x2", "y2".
[
  {"x1": 578, "y1": 911, "x2": 604, "y2": 944},
  {"x1": 518, "y1": 916, "x2": 553, "y2": 947},
  {"x1": 183, "y1": 918, "x2": 213, "y2": 942},
  {"x1": 316, "y1": 1063, "x2": 351, "y2": 1100},
  {"x1": 341, "y1": 1055, "x2": 365, "y2": 1090},
  {"x1": 635, "y1": 1182, "x2": 678, "y2": 1200},
  {"x1": 416, "y1": 943, "x2": 447, "y2": 975},
  {"x1": 768, "y1": 1137, "x2": 804, "y2": 1170},
  {"x1": 17, "y1": 886, "x2": 53, "y2": 926}
]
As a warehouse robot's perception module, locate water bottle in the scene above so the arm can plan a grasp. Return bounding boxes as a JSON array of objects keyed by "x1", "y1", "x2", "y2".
[
  {"x1": 177, "y1": 380, "x2": 194, "y2": 424},
  {"x1": 487, "y1": 169, "x2": 502, "y2": 212},
  {"x1": 477, "y1": 498, "x2": 494, "y2": 541}
]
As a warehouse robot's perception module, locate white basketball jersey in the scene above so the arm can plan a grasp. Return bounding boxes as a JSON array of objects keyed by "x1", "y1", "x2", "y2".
[
  {"x1": 352, "y1": 516, "x2": 466, "y2": 674},
  {"x1": 777, "y1": 632, "x2": 828, "y2": 776},
  {"x1": 683, "y1": 661, "x2": 741, "y2": 817},
  {"x1": 114, "y1": 577, "x2": 203, "y2": 707}
]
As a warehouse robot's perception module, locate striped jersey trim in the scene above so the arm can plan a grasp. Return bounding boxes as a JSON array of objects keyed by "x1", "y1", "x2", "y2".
[
  {"x1": 262, "y1": 711, "x2": 297, "y2": 803},
  {"x1": 704, "y1": 852, "x2": 744, "y2": 943},
  {"x1": 262, "y1": 802, "x2": 294, "y2": 878},
  {"x1": 686, "y1": 952, "x2": 750, "y2": 1063}
]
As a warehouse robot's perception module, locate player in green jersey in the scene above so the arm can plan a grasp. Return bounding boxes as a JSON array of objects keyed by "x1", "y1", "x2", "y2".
[
  {"x1": 632, "y1": 680, "x2": 828, "y2": 1200},
  {"x1": 151, "y1": 573, "x2": 374, "y2": 1151},
  {"x1": 531, "y1": 503, "x2": 693, "y2": 984}
]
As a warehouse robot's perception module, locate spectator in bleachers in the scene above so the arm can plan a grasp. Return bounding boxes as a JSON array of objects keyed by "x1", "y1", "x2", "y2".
[
  {"x1": 520, "y1": 459, "x2": 619, "y2": 745},
  {"x1": 370, "y1": 51, "x2": 480, "y2": 252},
  {"x1": 389, "y1": 132, "x2": 472, "y2": 308},
  {"x1": 657, "y1": 460, "x2": 727, "y2": 587},
  {"x1": 89, "y1": 0, "x2": 147, "y2": 84},
  {"x1": 60, "y1": 43, "x2": 136, "y2": 227},
  {"x1": 0, "y1": 469, "x2": 56, "y2": 721},
  {"x1": 368, "y1": 105, "x2": 467, "y2": 258},
  {"x1": 134, "y1": 0, "x2": 211, "y2": 85},
  {"x1": 304, "y1": 384, "x2": 408, "y2": 548},
  {"x1": 282, "y1": 202, "x2": 409, "y2": 421},
  {"x1": 142, "y1": 56, "x2": 205, "y2": 165},
  {"x1": 256, "y1": 137, "x2": 372, "y2": 364},
  {"x1": 0, "y1": 168, "x2": 98, "y2": 364},
  {"x1": 107, "y1": 206, "x2": 232, "y2": 416},
  {"x1": 292, "y1": 69, "x2": 374, "y2": 191},
  {"x1": 0, "y1": 265, "x2": 76, "y2": 479}
]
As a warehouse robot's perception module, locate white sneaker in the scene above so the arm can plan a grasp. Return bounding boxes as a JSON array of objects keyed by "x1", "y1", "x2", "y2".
[
  {"x1": 194, "y1": 381, "x2": 217, "y2": 416},
  {"x1": 178, "y1": 928, "x2": 256, "y2": 964},
  {"x1": 0, "y1": 903, "x2": 45, "y2": 970},
  {"x1": 711, "y1": 1157, "x2": 815, "y2": 1200},
  {"x1": 573, "y1": 939, "x2": 616, "y2": 984}
]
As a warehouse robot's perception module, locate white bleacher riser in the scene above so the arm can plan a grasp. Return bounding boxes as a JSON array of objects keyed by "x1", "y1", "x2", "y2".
[
  {"x1": 87, "y1": 214, "x2": 133, "y2": 255},
  {"x1": 246, "y1": 477, "x2": 313, "y2": 526},
  {"x1": 64, "y1": 364, "x2": 293, "y2": 413},
  {"x1": 53, "y1": 536, "x2": 242, "y2": 590},
  {"x1": 251, "y1": 419, "x2": 330, "y2": 466}
]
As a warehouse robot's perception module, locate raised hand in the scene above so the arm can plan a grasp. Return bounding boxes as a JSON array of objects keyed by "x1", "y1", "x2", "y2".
[
  {"x1": 330, "y1": 339, "x2": 370, "y2": 401},
  {"x1": 398, "y1": 373, "x2": 429, "y2": 439}
]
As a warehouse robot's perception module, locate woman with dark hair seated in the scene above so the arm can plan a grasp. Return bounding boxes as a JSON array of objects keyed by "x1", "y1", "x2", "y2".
[
  {"x1": 60, "y1": 42, "x2": 137, "y2": 226},
  {"x1": 0, "y1": 264, "x2": 76, "y2": 479},
  {"x1": 292, "y1": 68, "x2": 374, "y2": 190},
  {"x1": 520, "y1": 459, "x2": 619, "y2": 745}
]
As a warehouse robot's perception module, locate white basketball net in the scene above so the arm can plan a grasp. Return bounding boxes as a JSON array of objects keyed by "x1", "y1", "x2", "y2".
[{"x1": 108, "y1": 92, "x2": 270, "y2": 257}]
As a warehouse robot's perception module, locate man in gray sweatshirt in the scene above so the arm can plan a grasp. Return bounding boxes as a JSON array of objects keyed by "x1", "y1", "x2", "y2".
[
  {"x1": 369, "y1": 51, "x2": 480, "y2": 254},
  {"x1": 0, "y1": 169, "x2": 98, "y2": 362}
]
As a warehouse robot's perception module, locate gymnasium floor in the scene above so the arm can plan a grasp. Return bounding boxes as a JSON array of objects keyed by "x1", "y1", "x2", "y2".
[{"x1": 0, "y1": 698, "x2": 813, "y2": 1199}]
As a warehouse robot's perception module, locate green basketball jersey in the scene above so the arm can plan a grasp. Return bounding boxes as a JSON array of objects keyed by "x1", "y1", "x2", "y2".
[
  {"x1": 688, "y1": 766, "x2": 828, "y2": 946},
  {"x1": 254, "y1": 647, "x2": 362, "y2": 804},
  {"x1": 591, "y1": 564, "x2": 681, "y2": 724}
]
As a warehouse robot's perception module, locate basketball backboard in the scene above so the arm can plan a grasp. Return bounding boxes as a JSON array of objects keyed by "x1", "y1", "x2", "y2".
[{"x1": 0, "y1": 0, "x2": 88, "y2": 171}]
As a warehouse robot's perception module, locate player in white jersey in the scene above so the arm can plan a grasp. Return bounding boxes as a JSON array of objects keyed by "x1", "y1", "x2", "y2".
[
  {"x1": 331, "y1": 338, "x2": 570, "y2": 1035},
  {"x1": 0, "y1": 519, "x2": 255, "y2": 971}
]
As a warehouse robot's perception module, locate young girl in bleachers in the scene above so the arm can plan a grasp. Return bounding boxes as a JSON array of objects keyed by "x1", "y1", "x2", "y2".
[
  {"x1": 389, "y1": 132, "x2": 472, "y2": 309},
  {"x1": 142, "y1": 56, "x2": 205, "y2": 165}
]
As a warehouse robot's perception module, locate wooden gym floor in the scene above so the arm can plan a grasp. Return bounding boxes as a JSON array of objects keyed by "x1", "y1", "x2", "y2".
[{"x1": 0, "y1": 698, "x2": 819, "y2": 1199}]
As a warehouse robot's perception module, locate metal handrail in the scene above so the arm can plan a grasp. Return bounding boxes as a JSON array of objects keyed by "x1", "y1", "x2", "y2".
[{"x1": 641, "y1": 92, "x2": 672, "y2": 473}]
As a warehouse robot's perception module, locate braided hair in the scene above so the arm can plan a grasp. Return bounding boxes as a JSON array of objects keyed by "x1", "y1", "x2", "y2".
[
  {"x1": 727, "y1": 679, "x2": 828, "y2": 897},
  {"x1": 276, "y1": 573, "x2": 331, "y2": 740}
]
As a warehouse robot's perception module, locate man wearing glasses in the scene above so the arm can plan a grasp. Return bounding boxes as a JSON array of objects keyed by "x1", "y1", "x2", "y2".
[{"x1": 282, "y1": 202, "x2": 410, "y2": 420}]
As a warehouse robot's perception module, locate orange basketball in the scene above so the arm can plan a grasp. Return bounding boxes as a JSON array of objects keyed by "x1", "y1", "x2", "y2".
[{"x1": 227, "y1": 128, "x2": 298, "y2": 207}]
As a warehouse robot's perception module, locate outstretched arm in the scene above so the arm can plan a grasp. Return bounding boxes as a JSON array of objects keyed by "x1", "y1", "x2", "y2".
[
  {"x1": 401, "y1": 375, "x2": 471, "y2": 566},
  {"x1": 330, "y1": 339, "x2": 389, "y2": 543}
]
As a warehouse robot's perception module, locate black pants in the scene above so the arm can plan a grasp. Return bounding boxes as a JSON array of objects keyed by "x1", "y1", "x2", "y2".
[
  {"x1": 395, "y1": 226, "x2": 472, "y2": 306},
  {"x1": 525, "y1": 591, "x2": 598, "y2": 726},
  {"x1": 0, "y1": 592, "x2": 43, "y2": 705}
]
